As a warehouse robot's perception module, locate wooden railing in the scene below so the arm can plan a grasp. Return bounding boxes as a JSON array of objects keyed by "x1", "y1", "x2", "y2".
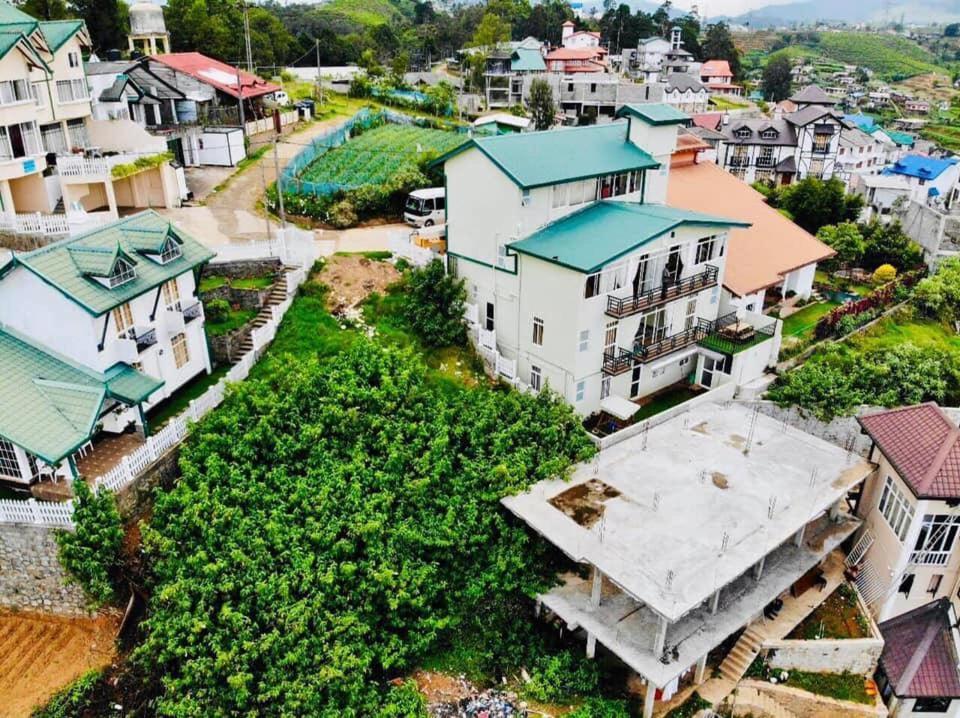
[{"x1": 605, "y1": 265, "x2": 718, "y2": 318}]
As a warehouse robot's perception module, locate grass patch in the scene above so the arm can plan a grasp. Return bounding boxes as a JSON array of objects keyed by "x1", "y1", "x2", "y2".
[
  {"x1": 781, "y1": 301, "x2": 841, "y2": 339},
  {"x1": 147, "y1": 365, "x2": 230, "y2": 429},
  {"x1": 205, "y1": 308, "x2": 257, "y2": 337},
  {"x1": 665, "y1": 691, "x2": 711, "y2": 718},
  {"x1": 633, "y1": 385, "x2": 700, "y2": 421},
  {"x1": 783, "y1": 671, "x2": 872, "y2": 704},
  {"x1": 230, "y1": 276, "x2": 274, "y2": 290},
  {"x1": 333, "y1": 250, "x2": 393, "y2": 261},
  {"x1": 198, "y1": 276, "x2": 228, "y2": 292},
  {"x1": 787, "y1": 584, "x2": 872, "y2": 640},
  {"x1": 710, "y1": 96, "x2": 749, "y2": 110},
  {"x1": 846, "y1": 311, "x2": 960, "y2": 354}
]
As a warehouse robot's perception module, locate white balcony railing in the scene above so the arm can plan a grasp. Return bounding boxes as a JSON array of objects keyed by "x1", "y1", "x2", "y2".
[
  {"x1": 910, "y1": 550, "x2": 952, "y2": 566},
  {"x1": 0, "y1": 211, "x2": 69, "y2": 236},
  {"x1": 57, "y1": 153, "x2": 140, "y2": 179}
]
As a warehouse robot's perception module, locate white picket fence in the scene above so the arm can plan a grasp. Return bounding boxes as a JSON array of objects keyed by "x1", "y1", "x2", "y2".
[
  {"x1": 244, "y1": 110, "x2": 298, "y2": 136},
  {"x1": 389, "y1": 232, "x2": 435, "y2": 267},
  {"x1": 0, "y1": 211, "x2": 70, "y2": 236},
  {"x1": 0, "y1": 264, "x2": 309, "y2": 528}
]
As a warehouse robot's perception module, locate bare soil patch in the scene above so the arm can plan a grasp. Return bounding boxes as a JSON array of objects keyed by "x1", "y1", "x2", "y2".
[
  {"x1": 549, "y1": 479, "x2": 621, "y2": 528},
  {"x1": 0, "y1": 610, "x2": 118, "y2": 717},
  {"x1": 317, "y1": 254, "x2": 399, "y2": 313}
]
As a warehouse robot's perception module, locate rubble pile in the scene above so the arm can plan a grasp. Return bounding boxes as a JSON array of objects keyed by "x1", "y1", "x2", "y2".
[{"x1": 429, "y1": 689, "x2": 528, "y2": 718}]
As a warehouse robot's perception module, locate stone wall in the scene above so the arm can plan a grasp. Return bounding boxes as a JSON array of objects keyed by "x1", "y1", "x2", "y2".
[
  {"x1": 203, "y1": 257, "x2": 282, "y2": 279},
  {"x1": 738, "y1": 680, "x2": 887, "y2": 718},
  {"x1": 203, "y1": 284, "x2": 272, "y2": 311},
  {"x1": 764, "y1": 638, "x2": 884, "y2": 676},
  {"x1": 0, "y1": 524, "x2": 92, "y2": 615}
]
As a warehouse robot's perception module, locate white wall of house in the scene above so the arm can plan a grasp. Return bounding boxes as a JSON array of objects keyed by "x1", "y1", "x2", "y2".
[
  {"x1": 781, "y1": 263, "x2": 816, "y2": 299},
  {"x1": 891, "y1": 697, "x2": 960, "y2": 718},
  {"x1": 663, "y1": 87, "x2": 708, "y2": 113}
]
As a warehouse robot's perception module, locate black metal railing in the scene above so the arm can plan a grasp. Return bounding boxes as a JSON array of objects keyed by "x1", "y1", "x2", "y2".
[
  {"x1": 602, "y1": 347, "x2": 636, "y2": 376},
  {"x1": 633, "y1": 324, "x2": 705, "y2": 362},
  {"x1": 606, "y1": 265, "x2": 718, "y2": 318},
  {"x1": 183, "y1": 302, "x2": 202, "y2": 323},
  {"x1": 135, "y1": 328, "x2": 157, "y2": 352},
  {"x1": 698, "y1": 314, "x2": 777, "y2": 355}
]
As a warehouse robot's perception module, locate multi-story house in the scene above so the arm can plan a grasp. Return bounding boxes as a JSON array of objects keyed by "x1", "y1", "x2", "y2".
[
  {"x1": 852, "y1": 404, "x2": 960, "y2": 623},
  {"x1": 544, "y1": 47, "x2": 607, "y2": 74},
  {"x1": 481, "y1": 39, "x2": 546, "y2": 109},
  {"x1": 700, "y1": 59, "x2": 741, "y2": 97},
  {"x1": 503, "y1": 401, "x2": 874, "y2": 718},
  {"x1": 663, "y1": 73, "x2": 708, "y2": 113},
  {"x1": 634, "y1": 36, "x2": 671, "y2": 82},
  {"x1": 718, "y1": 84, "x2": 849, "y2": 185},
  {"x1": 521, "y1": 72, "x2": 659, "y2": 125},
  {"x1": 433, "y1": 103, "x2": 781, "y2": 416},
  {"x1": 837, "y1": 126, "x2": 886, "y2": 190},
  {"x1": 881, "y1": 154, "x2": 960, "y2": 208},
  {"x1": 560, "y1": 20, "x2": 602, "y2": 50},
  {"x1": 0, "y1": 210, "x2": 213, "y2": 484},
  {"x1": 0, "y1": 4, "x2": 183, "y2": 239}
]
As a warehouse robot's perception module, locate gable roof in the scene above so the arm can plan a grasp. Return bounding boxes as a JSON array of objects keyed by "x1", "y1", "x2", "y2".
[
  {"x1": 879, "y1": 599, "x2": 960, "y2": 699},
  {"x1": 840, "y1": 127, "x2": 879, "y2": 149},
  {"x1": 883, "y1": 129, "x2": 917, "y2": 147},
  {"x1": 691, "y1": 112, "x2": 722, "y2": 131},
  {"x1": 666, "y1": 73, "x2": 705, "y2": 93},
  {"x1": 12, "y1": 210, "x2": 215, "y2": 316},
  {"x1": 511, "y1": 47, "x2": 545, "y2": 72},
  {"x1": 844, "y1": 113, "x2": 877, "y2": 132},
  {"x1": 884, "y1": 154, "x2": 957, "y2": 181},
  {"x1": 858, "y1": 403, "x2": 960, "y2": 499},
  {"x1": 151, "y1": 52, "x2": 279, "y2": 99},
  {"x1": 616, "y1": 102, "x2": 689, "y2": 126},
  {"x1": 508, "y1": 201, "x2": 749, "y2": 273},
  {"x1": 723, "y1": 118, "x2": 796, "y2": 146},
  {"x1": 432, "y1": 121, "x2": 659, "y2": 189},
  {"x1": 701, "y1": 59, "x2": 733, "y2": 78},
  {"x1": 0, "y1": 326, "x2": 162, "y2": 464},
  {"x1": 667, "y1": 161, "x2": 834, "y2": 297},
  {"x1": 789, "y1": 84, "x2": 834, "y2": 105},
  {"x1": 785, "y1": 105, "x2": 848, "y2": 128},
  {"x1": 38, "y1": 19, "x2": 85, "y2": 52}
]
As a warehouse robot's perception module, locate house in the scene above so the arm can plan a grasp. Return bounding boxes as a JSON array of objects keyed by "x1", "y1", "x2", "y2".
[
  {"x1": 634, "y1": 36, "x2": 672, "y2": 82},
  {"x1": 853, "y1": 404, "x2": 960, "y2": 622},
  {"x1": 905, "y1": 99, "x2": 931, "y2": 114},
  {"x1": 882, "y1": 154, "x2": 960, "y2": 208},
  {"x1": 0, "y1": 210, "x2": 213, "y2": 485},
  {"x1": 667, "y1": 159, "x2": 835, "y2": 312},
  {"x1": 699, "y1": 59, "x2": 741, "y2": 96},
  {"x1": 844, "y1": 113, "x2": 877, "y2": 132},
  {"x1": 837, "y1": 126, "x2": 886, "y2": 189},
  {"x1": 472, "y1": 113, "x2": 530, "y2": 134},
  {"x1": 718, "y1": 84, "x2": 849, "y2": 185},
  {"x1": 0, "y1": 2, "x2": 183, "y2": 238},
  {"x1": 876, "y1": 599, "x2": 960, "y2": 718},
  {"x1": 663, "y1": 73, "x2": 708, "y2": 113},
  {"x1": 872, "y1": 128, "x2": 915, "y2": 163},
  {"x1": 481, "y1": 41, "x2": 546, "y2": 109},
  {"x1": 560, "y1": 20, "x2": 601, "y2": 49},
  {"x1": 502, "y1": 401, "x2": 874, "y2": 718},
  {"x1": 524, "y1": 73, "x2": 660, "y2": 125},
  {"x1": 544, "y1": 47, "x2": 607, "y2": 74},
  {"x1": 433, "y1": 104, "x2": 782, "y2": 415},
  {"x1": 853, "y1": 173, "x2": 913, "y2": 223}
]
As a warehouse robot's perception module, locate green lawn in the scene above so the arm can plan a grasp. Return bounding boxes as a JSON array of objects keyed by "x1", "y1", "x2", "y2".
[
  {"x1": 783, "y1": 671, "x2": 872, "y2": 705},
  {"x1": 633, "y1": 385, "x2": 700, "y2": 422},
  {"x1": 205, "y1": 308, "x2": 257, "y2": 337},
  {"x1": 230, "y1": 276, "x2": 274, "y2": 290},
  {"x1": 147, "y1": 365, "x2": 231, "y2": 429},
  {"x1": 781, "y1": 301, "x2": 841, "y2": 338},
  {"x1": 198, "y1": 276, "x2": 227, "y2": 292},
  {"x1": 847, "y1": 313, "x2": 960, "y2": 353},
  {"x1": 710, "y1": 96, "x2": 749, "y2": 110},
  {"x1": 333, "y1": 250, "x2": 393, "y2": 261}
]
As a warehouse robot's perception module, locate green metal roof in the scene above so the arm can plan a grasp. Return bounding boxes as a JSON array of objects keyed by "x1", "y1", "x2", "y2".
[
  {"x1": 884, "y1": 129, "x2": 915, "y2": 147},
  {"x1": 616, "y1": 103, "x2": 690, "y2": 126},
  {"x1": 0, "y1": 29, "x2": 24, "y2": 58},
  {"x1": 0, "y1": 327, "x2": 162, "y2": 464},
  {"x1": 508, "y1": 201, "x2": 751, "y2": 273},
  {"x1": 14, "y1": 210, "x2": 216, "y2": 316},
  {"x1": 37, "y1": 19, "x2": 84, "y2": 52},
  {"x1": 511, "y1": 47, "x2": 545, "y2": 72},
  {"x1": 0, "y1": 1, "x2": 38, "y2": 30},
  {"x1": 433, "y1": 122, "x2": 659, "y2": 189}
]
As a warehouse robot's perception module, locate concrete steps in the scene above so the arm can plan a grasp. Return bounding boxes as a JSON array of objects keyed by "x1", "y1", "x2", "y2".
[
  {"x1": 718, "y1": 626, "x2": 764, "y2": 683},
  {"x1": 733, "y1": 686, "x2": 798, "y2": 718},
  {"x1": 229, "y1": 272, "x2": 291, "y2": 363}
]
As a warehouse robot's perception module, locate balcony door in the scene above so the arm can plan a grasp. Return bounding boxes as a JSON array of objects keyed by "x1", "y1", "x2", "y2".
[
  {"x1": 631, "y1": 254, "x2": 654, "y2": 296},
  {"x1": 664, "y1": 245, "x2": 683, "y2": 284},
  {"x1": 635, "y1": 307, "x2": 666, "y2": 347}
]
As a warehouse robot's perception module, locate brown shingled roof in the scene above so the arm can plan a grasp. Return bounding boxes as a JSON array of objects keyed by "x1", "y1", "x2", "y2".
[
  {"x1": 666, "y1": 161, "x2": 834, "y2": 297},
  {"x1": 879, "y1": 598, "x2": 960, "y2": 699},
  {"x1": 858, "y1": 403, "x2": 960, "y2": 499}
]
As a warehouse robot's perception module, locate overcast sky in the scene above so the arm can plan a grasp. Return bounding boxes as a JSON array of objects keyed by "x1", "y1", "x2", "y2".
[{"x1": 669, "y1": 0, "x2": 797, "y2": 17}]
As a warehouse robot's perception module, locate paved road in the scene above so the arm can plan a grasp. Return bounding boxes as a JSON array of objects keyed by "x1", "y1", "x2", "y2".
[{"x1": 161, "y1": 117, "x2": 401, "y2": 256}]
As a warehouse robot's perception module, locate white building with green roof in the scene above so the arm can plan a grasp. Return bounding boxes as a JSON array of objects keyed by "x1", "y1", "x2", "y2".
[
  {"x1": 0, "y1": 210, "x2": 213, "y2": 484},
  {"x1": 433, "y1": 103, "x2": 781, "y2": 418}
]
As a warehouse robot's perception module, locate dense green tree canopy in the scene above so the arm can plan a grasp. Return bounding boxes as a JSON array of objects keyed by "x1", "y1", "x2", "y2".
[
  {"x1": 528, "y1": 77, "x2": 556, "y2": 130},
  {"x1": 817, "y1": 222, "x2": 865, "y2": 267},
  {"x1": 69, "y1": 0, "x2": 125, "y2": 52},
  {"x1": 769, "y1": 177, "x2": 863, "y2": 234},
  {"x1": 762, "y1": 55, "x2": 793, "y2": 102},
  {"x1": 136, "y1": 343, "x2": 594, "y2": 715},
  {"x1": 701, "y1": 22, "x2": 741, "y2": 78}
]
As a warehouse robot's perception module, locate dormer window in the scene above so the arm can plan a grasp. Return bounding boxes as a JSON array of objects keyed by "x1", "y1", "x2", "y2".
[
  {"x1": 734, "y1": 127, "x2": 752, "y2": 139},
  {"x1": 159, "y1": 238, "x2": 182, "y2": 264},
  {"x1": 760, "y1": 128, "x2": 779, "y2": 139},
  {"x1": 109, "y1": 258, "x2": 136, "y2": 287}
]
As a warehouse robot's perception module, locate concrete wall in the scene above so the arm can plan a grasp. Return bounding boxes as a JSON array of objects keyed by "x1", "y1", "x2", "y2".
[
  {"x1": 0, "y1": 523, "x2": 91, "y2": 615},
  {"x1": 738, "y1": 680, "x2": 887, "y2": 718},
  {"x1": 899, "y1": 200, "x2": 960, "y2": 269},
  {"x1": 764, "y1": 638, "x2": 883, "y2": 676}
]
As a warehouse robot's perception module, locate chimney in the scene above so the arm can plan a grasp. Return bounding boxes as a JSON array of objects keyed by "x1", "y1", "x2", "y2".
[
  {"x1": 722, "y1": 112, "x2": 730, "y2": 126},
  {"x1": 671, "y1": 27, "x2": 682, "y2": 51},
  {"x1": 562, "y1": 21, "x2": 575, "y2": 43}
]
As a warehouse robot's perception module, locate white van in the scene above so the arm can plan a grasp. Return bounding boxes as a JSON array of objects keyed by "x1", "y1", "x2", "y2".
[{"x1": 404, "y1": 187, "x2": 445, "y2": 227}]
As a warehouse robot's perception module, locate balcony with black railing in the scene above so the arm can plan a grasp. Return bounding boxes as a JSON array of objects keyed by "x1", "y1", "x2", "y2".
[
  {"x1": 135, "y1": 328, "x2": 157, "y2": 353},
  {"x1": 605, "y1": 265, "x2": 718, "y2": 318},
  {"x1": 698, "y1": 313, "x2": 777, "y2": 356},
  {"x1": 602, "y1": 347, "x2": 636, "y2": 376},
  {"x1": 183, "y1": 302, "x2": 203, "y2": 323}
]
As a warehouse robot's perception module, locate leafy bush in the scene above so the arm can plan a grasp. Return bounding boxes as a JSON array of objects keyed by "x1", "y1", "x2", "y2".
[
  {"x1": 135, "y1": 343, "x2": 594, "y2": 715},
  {"x1": 32, "y1": 670, "x2": 106, "y2": 718},
  {"x1": 861, "y1": 220, "x2": 923, "y2": 270},
  {"x1": 380, "y1": 681, "x2": 428, "y2": 717},
  {"x1": 915, "y1": 256, "x2": 960, "y2": 320},
  {"x1": 204, "y1": 298, "x2": 230, "y2": 323},
  {"x1": 873, "y1": 264, "x2": 897, "y2": 283},
  {"x1": 400, "y1": 259, "x2": 468, "y2": 347},
  {"x1": 813, "y1": 268, "x2": 924, "y2": 339},
  {"x1": 817, "y1": 222, "x2": 865, "y2": 267},
  {"x1": 664, "y1": 691, "x2": 711, "y2": 718},
  {"x1": 56, "y1": 481, "x2": 123, "y2": 605},
  {"x1": 328, "y1": 198, "x2": 358, "y2": 228},
  {"x1": 524, "y1": 650, "x2": 600, "y2": 703},
  {"x1": 774, "y1": 178, "x2": 863, "y2": 234},
  {"x1": 567, "y1": 697, "x2": 632, "y2": 717}
]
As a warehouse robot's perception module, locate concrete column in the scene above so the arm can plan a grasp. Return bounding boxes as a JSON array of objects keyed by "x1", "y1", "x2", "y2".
[
  {"x1": 653, "y1": 614, "x2": 668, "y2": 655},
  {"x1": 0, "y1": 179, "x2": 14, "y2": 213},
  {"x1": 643, "y1": 687, "x2": 656, "y2": 718},
  {"x1": 149, "y1": 37, "x2": 157, "y2": 55},
  {"x1": 694, "y1": 654, "x2": 708, "y2": 684},
  {"x1": 710, "y1": 589, "x2": 721, "y2": 615},
  {"x1": 586, "y1": 632, "x2": 596, "y2": 659},
  {"x1": 590, "y1": 566, "x2": 602, "y2": 609},
  {"x1": 829, "y1": 499, "x2": 842, "y2": 521},
  {"x1": 794, "y1": 524, "x2": 806, "y2": 547},
  {"x1": 753, "y1": 556, "x2": 765, "y2": 581},
  {"x1": 128, "y1": 36, "x2": 134, "y2": 53},
  {"x1": 103, "y1": 180, "x2": 119, "y2": 219}
]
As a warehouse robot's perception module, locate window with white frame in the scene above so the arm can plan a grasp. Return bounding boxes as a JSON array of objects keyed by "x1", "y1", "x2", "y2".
[
  {"x1": 552, "y1": 183, "x2": 567, "y2": 209},
  {"x1": 0, "y1": 122, "x2": 41, "y2": 160},
  {"x1": 66, "y1": 118, "x2": 89, "y2": 149},
  {"x1": 171, "y1": 332, "x2": 190, "y2": 368},
  {"x1": 161, "y1": 279, "x2": 180, "y2": 309},
  {"x1": 578, "y1": 329, "x2": 590, "y2": 352},
  {"x1": 0, "y1": 79, "x2": 30, "y2": 105},
  {"x1": 109, "y1": 258, "x2": 136, "y2": 288},
  {"x1": 532, "y1": 316, "x2": 544, "y2": 345},
  {"x1": 911, "y1": 514, "x2": 960, "y2": 565},
  {"x1": 684, "y1": 298, "x2": 697, "y2": 331},
  {"x1": 600, "y1": 376, "x2": 611, "y2": 399},
  {"x1": 530, "y1": 364, "x2": 542, "y2": 392},
  {"x1": 575, "y1": 380, "x2": 585, "y2": 402},
  {"x1": 756, "y1": 146, "x2": 774, "y2": 167},
  {"x1": 40, "y1": 123, "x2": 67, "y2": 154},
  {"x1": 0, "y1": 437, "x2": 22, "y2": 478},
  {"x1": 56, "y1": 78, "x2": 88, "y2": 104},
  {"x1": 159, "y1": 238, "x2": 182, "y2": 263},
  {"x1": 695, "y1": 235, "x2": 717, "y2": 264},
  {"x1": 30, "y1": 82, "x2": 44, "y2": 107},
  {"x1": 113, "y1": 302, "x2": 135, "y2": 336},
  {"x1": 68, "y1": 51, "x2": 79, "y2": 68},
  {"x1": 878, "y1": 475, "x2": 915, "y2": 542},
  {"x1": 604, "y1": 320, "x2": 617, "y2": 354}
]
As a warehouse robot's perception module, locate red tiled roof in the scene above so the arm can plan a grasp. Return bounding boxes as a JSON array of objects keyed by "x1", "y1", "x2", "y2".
[
  {"x1": 858, "y1": 403, "x2": 960, "y2": 499},
  {"x1": 879, "y1": 599, "x2": 960, "y2": 699},
  {"x1": 152, "y1": 52, "x2": 280, "y2": 100},
  {"x1": 545, "y1": 47, "x2": 605, "y2": 60},
  {"x1": 701, "y1": 59, "x2": 733, "y2": 78},
  {"x1": 691, "y1": 112, "x2": 722, "y2": 131}
]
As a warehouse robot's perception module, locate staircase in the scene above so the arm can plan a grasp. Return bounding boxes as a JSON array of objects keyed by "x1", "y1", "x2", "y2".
[
  {"x1": 233, "y1": 270, "x2": 291, "y2": 360},
  {"x1": 733, "y1": 685, "x2": 798, "y2": 718},
  {"x1": 52, "y1": 197, "x2": 64, "y2": 214},
  {"x1": 718, "y1": 626, "x2": 765, "y2": 683}
]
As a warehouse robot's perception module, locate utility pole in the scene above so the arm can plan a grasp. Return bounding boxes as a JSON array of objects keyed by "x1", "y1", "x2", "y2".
[
  {"x1": 272, "y1": 137, "x2": 286, "y2": 230},
  {"x1": 235, "y1": 64, "x2": 246, "y2": 131},
  {"x1": 315, "y1": 38, "x2": 323, "y2": 104},
  {"x1": 242, "y1": 1, "x2": 254, "y2": 73}
]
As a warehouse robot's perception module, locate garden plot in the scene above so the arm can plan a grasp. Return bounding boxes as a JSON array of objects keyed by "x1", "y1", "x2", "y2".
[{"x1": 300, "y1": 124, "x2": 466, "y2": 189}]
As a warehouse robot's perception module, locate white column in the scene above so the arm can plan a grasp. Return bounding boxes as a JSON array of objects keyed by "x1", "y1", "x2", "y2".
[
  {"x1": 694, "y1": 654, "x2": 708, "y2": 684},
  {"x1": 586, "y1": 632, "x2": 596, "y2": 659},
  {"x1": 590, "y1": 566, "x2": 602, "y2": 609},
  {"x1": 753, "y1": 556, "x2": 765, "y2": 581},
  {"x1": 794, "y1": 524, "x2": 806, "y2": 547},
  {"x1": 643, "y1": 686, "x2": 656, "y2": 718},
  {"x1": 653, "y1": 614, "x2": 668, "y2": 655},
  {"x1": 710, "y1": 589, "x2": 721, "y2": 615}
]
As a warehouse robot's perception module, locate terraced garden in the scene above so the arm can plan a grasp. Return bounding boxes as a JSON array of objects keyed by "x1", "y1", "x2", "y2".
[{"x1": 300, "y1": 123, "x2": 467, "y2": 189}]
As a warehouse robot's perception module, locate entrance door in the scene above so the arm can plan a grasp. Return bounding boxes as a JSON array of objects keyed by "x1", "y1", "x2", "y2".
[
  {"x1": 8, "y1": 123, "x2": 24, "y2": 158},
  {"x1": 701, "y1": 356, "x2": 718, "y2": 388},
  {"x1": 485, "y1": 302, "x2": 495, "y2": 331},
  {"x1": 167, "y1": 138, "x2": 184, "y2": 166},
  {"x1": 664, "y1": 244, "x2": 683, "y2": 284}
]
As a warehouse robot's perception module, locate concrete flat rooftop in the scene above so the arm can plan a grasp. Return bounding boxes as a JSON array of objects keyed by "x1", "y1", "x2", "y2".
[{"x1": 502, "y1": 402, "x2": 874, "y2": 623}]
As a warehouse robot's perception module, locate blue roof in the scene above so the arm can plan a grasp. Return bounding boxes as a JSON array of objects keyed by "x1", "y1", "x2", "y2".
[
  {"x1": 432, "y1": 122, "x2": 659, "y2": 189},
  {"x1": 883, "y1": 154, "x2": 958, "y2": 181},
  {"x1": 508, "y1": 201, "x2": 750, "y2": 273},
  {"x1": 511, "y1": 47, "x2": 545, "y2": 72},
  {"x1": 844, "y1": 114, "x2": 876, "y2": 131}
]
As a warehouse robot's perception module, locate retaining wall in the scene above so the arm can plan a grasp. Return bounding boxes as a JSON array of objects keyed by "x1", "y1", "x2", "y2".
[
  {"x1": 738, "y1": 680, "x2": 887, "y2": 718},
  {"x1": 764, "y1": 638, "x2": 884, "y2": 676},
  {"x1": 202, "y1": 257, "x2": 282, "y2": 278},
  {"x1": 0, "y1": 524, "x2": 91, "y2": 615}
]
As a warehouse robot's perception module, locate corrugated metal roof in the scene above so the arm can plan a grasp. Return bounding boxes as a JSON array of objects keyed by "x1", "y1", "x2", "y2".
[
  {"x1": 509, "y1": 201, "x2": 749, "y2": 273},
  {"x1": 37, "y1": 19, "x2": 84, "y2": 52},
  {"x1": 884, "y1": 154, "x2": 957, "y2": 180},
  {"x1": 511, "y1": 47, "x2": 545, "y2": 72},
  {"x1": 879, "y1": 599, "x2": 960, "y2": 699},
  {"x1": 14, "y1": 210, "x2": 215, "y2": 316},
  {"x1": 616, "y1": 103, "x2": 689, "y2": 126},
  {"x1": 151, "y1": 52, "x2": 280, "y2": 99}
]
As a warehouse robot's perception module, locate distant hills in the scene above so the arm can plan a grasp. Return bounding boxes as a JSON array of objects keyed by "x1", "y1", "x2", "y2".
[{"x1": 724, "y1": 0, "x2": 960, "y2": 27}]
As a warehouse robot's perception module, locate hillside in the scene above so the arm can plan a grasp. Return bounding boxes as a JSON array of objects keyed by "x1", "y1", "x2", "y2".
[
  {"x1": 727, "y1": 0, "x2": 960, "y2": 26},
  {"x1": 312, "y1": 0, "x2": 413, "y2": 32}
]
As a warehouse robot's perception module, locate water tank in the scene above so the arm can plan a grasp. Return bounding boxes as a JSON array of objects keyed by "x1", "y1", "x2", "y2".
[{"x1": 129, "y1": 1, "x2": 166, "y2": 35}]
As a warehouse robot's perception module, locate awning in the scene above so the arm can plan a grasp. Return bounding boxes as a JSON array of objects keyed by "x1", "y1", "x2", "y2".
[
  {"x1": 929, "y1": 187, "x2": 940, "y2": 197},
  {"x1": 600, "y1": 395, "x2": 641, "y2": 421}
]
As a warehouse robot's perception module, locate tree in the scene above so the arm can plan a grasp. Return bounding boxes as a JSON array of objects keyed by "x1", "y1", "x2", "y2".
[
  {"x1": 69, "y1": 0, "x2": 126, "y2": 52},
  {"x1": 528, "y1": 77, "x2": 556, "y2": 131},
  {"x1": 358, "y1": 48, "x2": 384, "y2": 78},
  {"x1": 17, "y1": 0, "x2": 68, "y2": 20},
  {"x1": 946, "y1": 23, "x2": 960, "y2": 37},
  {"x1": 915, "y1": 256, "x2": 960, "y2": 320},
  {"x1": 701, "y1": 22, "x2": 741, "y2": 79},
  {"x1": 778, "y1": 177, "x2": 863, "y2": 234},
  {"x1": 860, "y1": 219, "x2": 923, "y2": 270},
  {"x1": 401, "y1": 259, "x2": 467, "y2": 346},
  {"x1": 675, "y1": 14, "x2": 702, "y2": 60},
  {"x1": 762, "y1": 55, "x2": 793, "y2": 102},
  {"x1": 391, "y1": 51, "x2": 411, "y2": 85},
  {"x1": 472, "y1": 11, "x2": 510, "y2": 50},
  {"x1": 56, "y1": 480, "x2": 124, "y2": 605},
  {"x1": 164, "y1": 0, "x2": 292, "y2": 66},
  {"x1": 816, "y1": 222, "x2": 865, "y2": 267}
]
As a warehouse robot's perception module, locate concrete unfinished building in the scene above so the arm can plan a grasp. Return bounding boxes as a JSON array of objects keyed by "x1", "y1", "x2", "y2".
[{"x1": 502, "y1": 402, "x2": 875, "y2": 717}]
